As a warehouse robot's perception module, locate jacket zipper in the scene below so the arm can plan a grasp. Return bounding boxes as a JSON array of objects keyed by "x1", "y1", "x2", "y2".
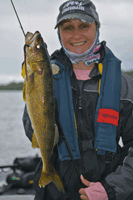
[
  {"x1": 78, "y1": 81, "x2": 86, "y2": 136},
  {"x1": 79, "y1": 96, "x2": 82, "y2": 110}
]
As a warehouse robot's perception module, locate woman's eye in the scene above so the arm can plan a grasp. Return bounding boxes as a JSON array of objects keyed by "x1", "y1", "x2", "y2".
[
  {"x1": 80, "y1": 25, "x2": 89, "y2": 29},
  {"x1": 63, "y1": 26, "x2": 73, "y2": 31}
]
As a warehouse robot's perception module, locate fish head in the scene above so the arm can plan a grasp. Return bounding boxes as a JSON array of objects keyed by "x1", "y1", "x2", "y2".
[{"x1": 24, "y1": 31, "x2": 49, "y2": 76}]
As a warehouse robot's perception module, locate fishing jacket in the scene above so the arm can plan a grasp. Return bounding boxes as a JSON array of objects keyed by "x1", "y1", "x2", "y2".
[{"x1": 22, "y1": 41, "x2": 133, "y2": 200}]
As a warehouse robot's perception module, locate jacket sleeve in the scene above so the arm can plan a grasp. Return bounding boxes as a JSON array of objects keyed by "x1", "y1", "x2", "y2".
[
  {"x1": 100, "y1": 101, "x2": 133, "y2": 200},
  {"x1": 22, "y1": 104, "x2": 34, "y2": 142}
]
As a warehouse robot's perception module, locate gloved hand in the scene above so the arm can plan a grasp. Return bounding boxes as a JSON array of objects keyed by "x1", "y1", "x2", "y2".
[{"x1": 79, "y1": 175, "x2": 109, "y2": 200}]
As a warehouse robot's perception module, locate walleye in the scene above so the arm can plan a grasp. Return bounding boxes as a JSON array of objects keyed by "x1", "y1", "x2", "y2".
[{"x1": 22, "y1": 31, "x2": 64, "y2": 191}]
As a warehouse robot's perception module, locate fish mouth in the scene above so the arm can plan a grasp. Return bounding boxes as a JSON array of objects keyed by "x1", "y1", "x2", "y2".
[{"x1": 25, "y1": 31, "x2": 41, "y2": 46}]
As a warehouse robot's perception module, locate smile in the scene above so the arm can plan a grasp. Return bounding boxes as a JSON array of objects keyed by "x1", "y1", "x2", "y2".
[{"x1": 71, "y1": 41, "x2": 86, "y2": 46}]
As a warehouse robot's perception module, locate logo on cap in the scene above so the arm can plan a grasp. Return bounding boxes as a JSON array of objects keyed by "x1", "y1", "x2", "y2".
[{"x1": 62, "y1": 1, "x2": 85, "y2": 14}]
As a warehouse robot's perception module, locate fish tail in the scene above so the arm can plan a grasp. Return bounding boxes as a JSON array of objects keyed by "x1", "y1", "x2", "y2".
[
  {"x1": 52, "y1": 170, "x2": 64, "y2": 192},
  {"x1": 38, "y1": 168, "x2": 52, "y2": 188},
  {"x1": 38, "y1": 165, "x2": 64, "y2": 192}
]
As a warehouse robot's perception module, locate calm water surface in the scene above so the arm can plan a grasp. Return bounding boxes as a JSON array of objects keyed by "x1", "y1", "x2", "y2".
[{"x1": 0, "y1": 91, "x2": 40, "y2": 166}]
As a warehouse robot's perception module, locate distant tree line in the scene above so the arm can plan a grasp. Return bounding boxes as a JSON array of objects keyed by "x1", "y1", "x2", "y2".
[
  {"x1": 126, "y1": 71, "x2": 133, "y2": 79},
  {"x1": 0, "y1": 82, "x2": 23, "y2": 90},
  {"x1": 0, "y1": 71, "x2": 133, "y2": 90}
]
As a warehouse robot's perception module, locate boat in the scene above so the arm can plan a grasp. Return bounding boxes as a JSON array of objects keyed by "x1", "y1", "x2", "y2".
[{"x1": 0, "y1": 155, "x2": 41, "y2": 200}]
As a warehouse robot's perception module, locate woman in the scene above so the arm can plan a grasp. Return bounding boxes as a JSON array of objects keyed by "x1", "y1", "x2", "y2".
[{"x1": 22, "y1": 0, "x2": 133, "y2": 200}]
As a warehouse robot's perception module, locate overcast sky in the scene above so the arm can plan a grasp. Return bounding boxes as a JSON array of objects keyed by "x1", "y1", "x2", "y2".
[{"x1": 0, "y1": 0, "x2": 133, "y2": 84}]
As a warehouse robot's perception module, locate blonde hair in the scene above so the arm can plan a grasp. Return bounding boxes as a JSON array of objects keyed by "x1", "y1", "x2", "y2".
[{"x1": 58, "y1": 19, "x2": 98, "y2": 29}]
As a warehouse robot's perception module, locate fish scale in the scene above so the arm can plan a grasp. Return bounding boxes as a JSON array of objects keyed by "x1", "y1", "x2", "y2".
[{"x1": 22, "y1": 31, "x2": 64, "y2": 192}]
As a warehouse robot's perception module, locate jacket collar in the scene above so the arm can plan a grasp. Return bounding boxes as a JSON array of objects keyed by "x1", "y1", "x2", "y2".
[{"x1": 51, "y1": 48, "x2": 72, "y2": 69}]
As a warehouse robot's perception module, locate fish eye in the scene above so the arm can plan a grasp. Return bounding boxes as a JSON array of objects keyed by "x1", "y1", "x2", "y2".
[
  {"x1": 37, "y1": 44, "x2": 41, "y2": 49},
  {"x1": 36, "y1": 44, "x2": 46, "y2": 49}
]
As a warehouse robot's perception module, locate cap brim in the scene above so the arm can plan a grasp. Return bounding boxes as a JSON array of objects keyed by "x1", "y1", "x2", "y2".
[{"x1": 55, "y1": 13, "x2": 95, "y2": 29}]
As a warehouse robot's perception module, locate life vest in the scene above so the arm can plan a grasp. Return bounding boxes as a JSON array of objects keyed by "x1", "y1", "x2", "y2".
[{"x1": 51, "y1": 46, "x2": 121, "y2": 161}]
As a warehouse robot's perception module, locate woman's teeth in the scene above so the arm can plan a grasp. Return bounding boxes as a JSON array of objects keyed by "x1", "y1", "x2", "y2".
[{"x1": 71, "y1": 41, "x2": 86, "y2": 46}]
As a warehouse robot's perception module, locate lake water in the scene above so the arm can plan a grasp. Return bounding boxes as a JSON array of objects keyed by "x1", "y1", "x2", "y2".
[
  {"x1": 0, "y1": 91, "x2": 41, "y2": 166},
  {"x1": 0, "y1": 91, "x2": 123, "y2": 167}
]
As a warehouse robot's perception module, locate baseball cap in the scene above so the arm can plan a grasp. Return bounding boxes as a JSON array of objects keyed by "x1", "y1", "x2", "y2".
[{"x1": 55, "y1": 0, "x2": 100, "y2": 29}]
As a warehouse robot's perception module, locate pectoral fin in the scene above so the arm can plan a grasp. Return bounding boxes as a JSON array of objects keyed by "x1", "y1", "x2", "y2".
[
  {"x1": 32, "y1": 132, "x2": 39, "y2": 148},
  {"x1": 21, "y1": 62, "x2": 26, "y2": 102},
  {"x1": 21, "y1": 62, "x2": 25, "y2": 79},
  {"x1": 23, "y1": 81, "x2": 26, "y2": 102}
]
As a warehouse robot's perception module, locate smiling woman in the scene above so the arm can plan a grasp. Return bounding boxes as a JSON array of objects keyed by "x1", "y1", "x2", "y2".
[
  {"x1": 22, "y1": 0, "x2": 133, "y2": 200},
  {"x1": 58, "y1": 19, "x2": 99, "y2": 70},
  {"x1": 59, "y1": 20, "x2": 96, "y2": 53}
]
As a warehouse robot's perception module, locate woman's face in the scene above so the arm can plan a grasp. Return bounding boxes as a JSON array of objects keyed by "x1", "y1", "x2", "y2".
[{"x1": 59, "y1": 19, "x2": 97, "y2": 54}]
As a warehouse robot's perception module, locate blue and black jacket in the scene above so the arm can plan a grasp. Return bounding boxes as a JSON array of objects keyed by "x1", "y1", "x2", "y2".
[{"x1": 22, "y1": 41, "x2": 133, "y2": 200}]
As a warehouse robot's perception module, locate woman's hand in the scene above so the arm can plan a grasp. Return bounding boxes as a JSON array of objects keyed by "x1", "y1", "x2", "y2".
[
  {"x1": 79, "y1": 175, "x2": 91, "y2": 200},
  {"x1": 79, "y1": 175, "x2": 109, "y2": 200}
]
